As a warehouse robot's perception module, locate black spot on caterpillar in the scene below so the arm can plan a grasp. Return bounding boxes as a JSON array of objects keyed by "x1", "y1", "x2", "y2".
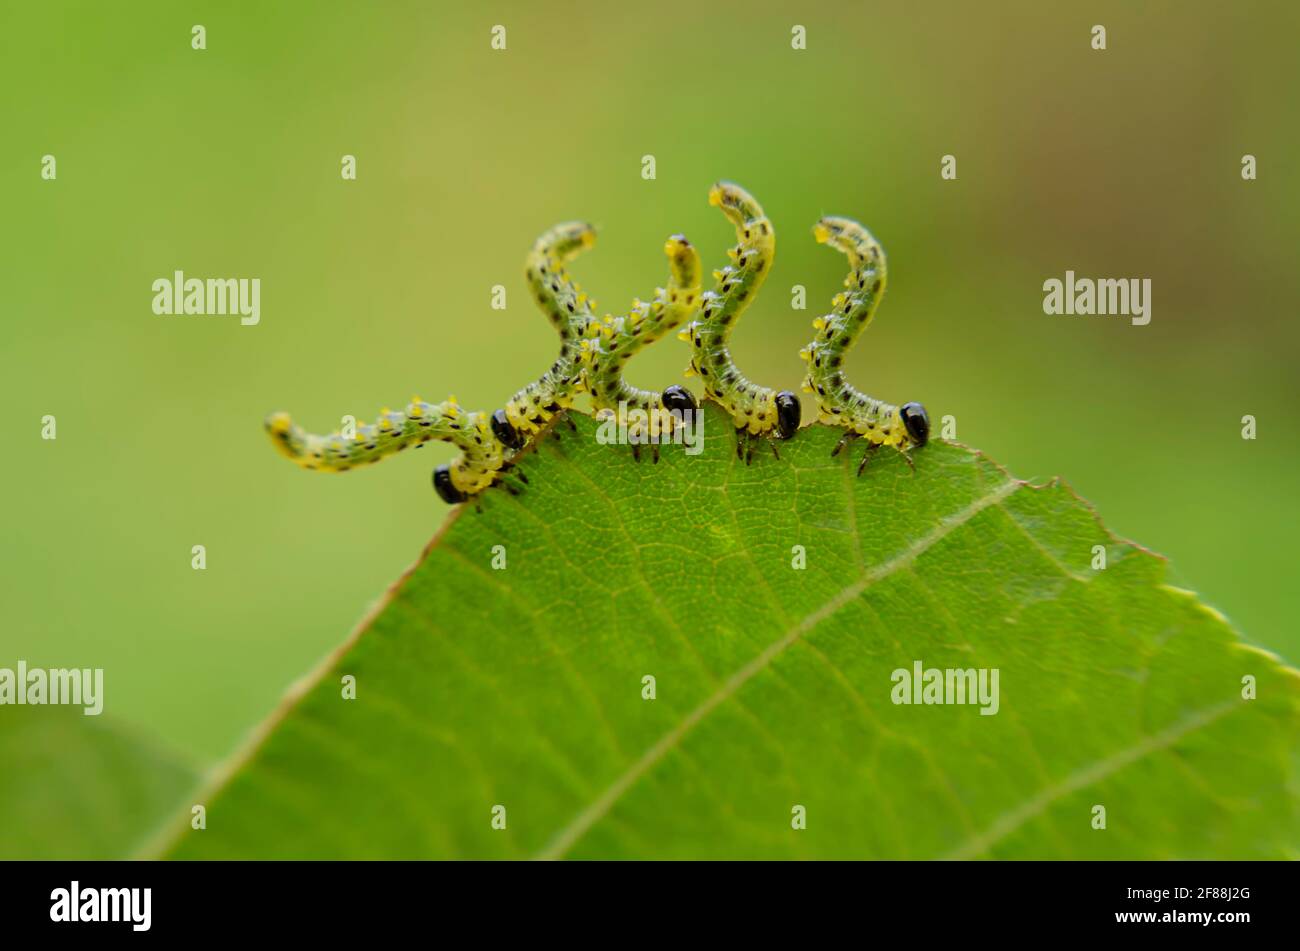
[{"x1": 800, "y1": 216, "x2": 929, "y2": 474}]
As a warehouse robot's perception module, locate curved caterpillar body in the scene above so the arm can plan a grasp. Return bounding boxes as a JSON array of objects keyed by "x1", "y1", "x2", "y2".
[
  {"x1": 583, "y1": 234, "x2": 702, "y2": 456},
  {"x1": 264, "y1": 223, "x2": 600, "y2": 506},
  {"x1": 265, "y1": 397, "x2": 513, "y2": 502},
  {"x1": 503, "y1": 222, "x2": 599, "y2": 438},
  {"x1": 679, "y1": 182, "x2": 800, "y2": 461},
  {"x1": 800, "y1": 216, "x2": 929, "y2": 474}
]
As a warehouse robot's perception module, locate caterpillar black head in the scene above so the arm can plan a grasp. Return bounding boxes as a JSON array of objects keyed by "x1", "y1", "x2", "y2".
[
  {"x1": 490, "y1": 409, "x2": 525, "y2": 451},
  {"x1": 900, "y1": 402, "x2": 930, "y2": 448},
  {"x1": 774, "y1": 391, "x2": 801, "y2": 440},
  {"x1": 662, "y1": 385, "x2": 697, "y2": 414},
  {"x1": 432, "y1": 464, "x2": 468, "y2": 505}
]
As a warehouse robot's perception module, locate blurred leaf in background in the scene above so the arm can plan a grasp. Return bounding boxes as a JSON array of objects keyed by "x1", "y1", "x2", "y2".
[{"x1": 0, "y1": 706, "x2": 194, "y2": 859}]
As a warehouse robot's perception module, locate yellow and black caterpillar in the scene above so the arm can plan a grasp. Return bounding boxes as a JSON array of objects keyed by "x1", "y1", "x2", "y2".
[
  {"x1": 265, "y1": 183, "x2": 930, "y2": 503},
  {"x1": 680, "y1": 182, "x2": 801, "y2": 462},
  {"x1": 582, "y1": 234, "x2": 702, "y2": 461},
  {"x1": 800, "y1": 215, "x2": 930, "y2": 473}
]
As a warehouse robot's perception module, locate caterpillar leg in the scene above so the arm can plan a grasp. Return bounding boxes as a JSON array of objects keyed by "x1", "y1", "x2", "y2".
[
  {"x1": 628, "y1": 441, "x2": 662, "y2": 465},
  {"x1": 507, "y1": 464, "x2": 530, "y2": 485},
  {"x1": 831, "y1": 430, "x2": 859, "y2": 458},
  {"x1": 857, "y1": 441, "x2": 882, "y2": 477},
  {"x1": 736, "y1": 427, "x2": 762, "y2": 466}
]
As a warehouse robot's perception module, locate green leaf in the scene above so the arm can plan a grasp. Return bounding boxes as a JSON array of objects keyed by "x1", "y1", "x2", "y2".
[
  {"x1": 159, "y1": 403, "x2": 1299, "y2": 859},
  {"x1": 0, "y1": 706, "x2": 196, "y2": 859}
]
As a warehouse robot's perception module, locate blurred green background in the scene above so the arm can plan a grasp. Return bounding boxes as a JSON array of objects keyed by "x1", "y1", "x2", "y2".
[{"x1": 3, "y1": 0, "x2": 1297, "y2": 768}]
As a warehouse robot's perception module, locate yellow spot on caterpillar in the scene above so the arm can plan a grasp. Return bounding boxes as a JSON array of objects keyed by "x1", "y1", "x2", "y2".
[
  {"x1": 267, "y1": 412, "x2": 292, "y2": 434},
  {"x1": 813, "y1": 223, "x2": 831, "y2": 244},
  {"x1": 812, "y1": 317, "x2": 825, "y2": 330},
  {"x1": 712, "y1": 269, "x2": 724, "y2": 281}
]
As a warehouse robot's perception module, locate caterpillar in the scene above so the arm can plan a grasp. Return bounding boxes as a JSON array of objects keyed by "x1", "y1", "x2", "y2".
[
  {"x1": 679, "y1": 182, "x2": 801, "y2": 462},
  {"x1": 502, "y1": 221, "x2": 599, "y2": 439},
  {"x1": 264, "y1": 397, "x2": 517, "y2": 504},
  {"x1": 263, "y1": 222, "x2": 601, "y2": 506},
  {"x1": 800, "y1": 216, "x2": 930, "y2": 475},
  {"x1": 582, "y1": 233, "x2": 702, "y2": 461}
]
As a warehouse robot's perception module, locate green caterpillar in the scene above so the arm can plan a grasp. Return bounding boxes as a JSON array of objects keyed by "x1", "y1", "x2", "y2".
[
  {"x1": 264, "y1": 221, "x2": 602, "y2": 505},
  {"x1": 503, "y1": 222, "x2": 599, "y2": 439},
  {"x1": 582, "y1": 234, "x2": 702, "y2": 460},
  {"x1": 265, "y1": 396, "x2": 513, "y2": 502},
  {"x1": 800, "y1": 216, "x2": 930, "y2": 474},
  {"x1": 678, "y1": 182, "x2": 801, "y2": 462}
]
